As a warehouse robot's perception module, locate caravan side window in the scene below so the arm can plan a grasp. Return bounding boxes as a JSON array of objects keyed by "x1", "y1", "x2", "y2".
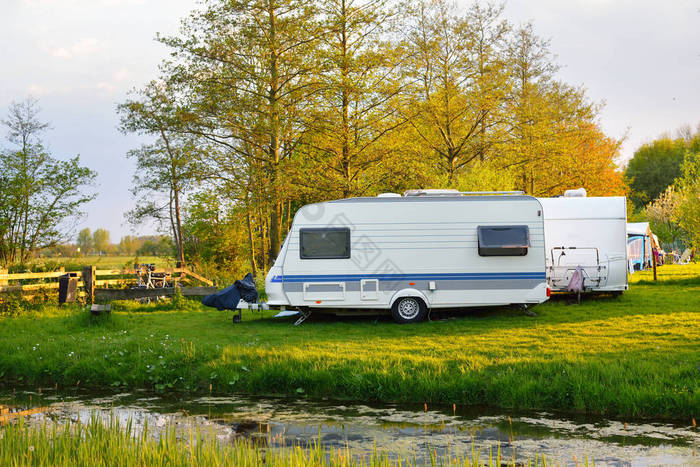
[
  {"x1": 299, "y1": 228, "x2": 351, "y2": 259},
  {"x1": 477, "y1": 226, "x2": 529, "y2": 256}
]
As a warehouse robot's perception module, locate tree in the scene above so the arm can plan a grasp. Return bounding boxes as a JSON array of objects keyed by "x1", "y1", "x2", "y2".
[
  {"x1": 119, "y1": 81, "x2": 200, "y2": 265},
  {"x1": 0, "y1": 98, "x2": 97, "y2": 266},
  {"x1": 625, "y1": 138, "x2": 686, "y2": 208},
  {"x1": 118, "y1": 235, "x2": 140, "y2": 255},
  {"x1": 92, "y1": 228, "x2": 110, "y2": 254},
  {"x1": 399, "y1": 0, "x2": 511, "y2": 183},
  {"x1": 645, "y1": 186, "x2": 686, "y2": 248},
  {"x1": 296, "y1": 0, "x2": 407, "y2": 198},
  {"x1": 126, "y1": 0, "x2": 636, "y2": 276},
  {"x1": 158, "y1": 0, "x2": 324, "y2": 265},
  {"x1": 77, "y1": 228, "x2": 92, "y2": 254},
  {"x1": 501, "y1": 22, "x2": 613, "y2": 196},
  {"x1": 674, "y1": 152, "x2": 700, "y2": 250}
]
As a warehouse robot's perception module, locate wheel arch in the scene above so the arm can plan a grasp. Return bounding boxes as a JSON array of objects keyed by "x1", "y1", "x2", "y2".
[{"x1": 389, "y1": 288, "x2": 430, "y2": 310}]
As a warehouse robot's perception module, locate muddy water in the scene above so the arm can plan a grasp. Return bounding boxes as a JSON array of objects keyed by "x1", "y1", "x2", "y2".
[{"x1": 1, "y1": 390, "x2": 698, "y2": 466}]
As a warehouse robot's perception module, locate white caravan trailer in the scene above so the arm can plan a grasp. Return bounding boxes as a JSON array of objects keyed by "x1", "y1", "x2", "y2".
[
  {"x1": 538, "y1": 191, "x2": 628, "y2": 294},
  {"x1": 262, "y1": 190, "x2": 550, "y2": 323}
]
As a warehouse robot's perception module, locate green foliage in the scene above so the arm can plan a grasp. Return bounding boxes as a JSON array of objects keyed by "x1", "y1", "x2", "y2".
[
  {"x1": 644, "y1": 186, "x2": 687, "y2": 249},
  {"x1": 625, "y1": 138, "x2": 686, "y2": 208},
  {"x1": 118, "y1": 235, "x2": 139, "y2": 255},
  {"x1": 92, "y1": 228, "x2": 110, "y2": 254},
  {"x1": 1, "y1": 264, "x2": 698, "y2": 419},
  {"x1": 0, "y1": 291, "x2": 55, "y2": 318},
  {"x1": 0, "y1": 98, "x2": 97, "y2": 266},
  {"x1": 674, "y1": 152, "x2": 700, "y2": 250},
  {"x1": 441, "y1": 161, "x2": 517, "y2": 192},
  {"x1": 181, "y1": 192, "x2": 252, "y2": 283},
  {"x1": 136, "y1": 236, "x2": 174, "y2": 257},
  {"x1": 118, "y1": 81, "x2": 201, "y2": 264},
  {"x1": 116, "y1": 0, "x2": 627, "y2": 275},
  {"x1": 76, "y1": 228, "x2": 92, "y2": 255}
]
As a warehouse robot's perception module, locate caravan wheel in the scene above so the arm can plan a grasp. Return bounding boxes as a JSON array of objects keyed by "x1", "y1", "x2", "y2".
[{"x1": 391, "y1": 297, "x2": 427, "y2": 324}]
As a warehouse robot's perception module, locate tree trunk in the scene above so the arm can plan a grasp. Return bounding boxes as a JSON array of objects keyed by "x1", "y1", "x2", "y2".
[
  {"x1": 159, "y1": 125, "x2": 186, "y2": 265},
  {"x1": 259, "y1": 208, "x2": 268, "y2": 269},
  {"x1": 340, "y1": 0, "x2": 351, "y2": 197},
  {"x1": 246, "y1": 210, "x2": 258, "y2": 277},
  {"x1": 172, "y1": 183, "x2": 185, "y2": 264},
  {"x1": 267, "y1": 2, "x2": 281, "y2": 265},
  {"x1": 168, "y1": 190, "x2": 179, "y2": 258},
  {"x1": 285, "y1": 199, "x2": 292, "y2": 233}
]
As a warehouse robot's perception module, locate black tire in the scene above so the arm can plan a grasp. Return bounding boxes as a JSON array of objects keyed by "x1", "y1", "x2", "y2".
[{"x1": 391, "y1": 296, "x2": 428, "y2": 324}]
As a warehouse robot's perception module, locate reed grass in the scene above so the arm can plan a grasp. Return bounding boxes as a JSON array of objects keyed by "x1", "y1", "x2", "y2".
[
  {"x1": 0, "y1": 415, "x2": 557, "y2": 467},
  {"x1": 0, "y1": 264, "x2": 698, "y2": 420}
]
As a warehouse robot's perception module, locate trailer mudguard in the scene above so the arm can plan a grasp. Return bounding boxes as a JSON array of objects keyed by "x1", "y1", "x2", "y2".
[{"x1": 390, "y1": 288, "x2": 431, "y2": 309}]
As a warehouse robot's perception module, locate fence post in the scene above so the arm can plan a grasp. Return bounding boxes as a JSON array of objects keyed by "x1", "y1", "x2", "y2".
[
  {"x1": 0, "y1": 269, "x2": 7, "y2": 287},
  {"x1": 82, "y1": 266, "x2": 96, "y2": 304}
]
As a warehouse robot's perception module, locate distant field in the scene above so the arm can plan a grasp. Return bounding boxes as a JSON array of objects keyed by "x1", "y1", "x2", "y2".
[
  {"x1": 0, "y1": 263, "x2": 698, "y2": 420},
  {"x1": 24, "y1": 255, "x2": 173, "y2": 271}
]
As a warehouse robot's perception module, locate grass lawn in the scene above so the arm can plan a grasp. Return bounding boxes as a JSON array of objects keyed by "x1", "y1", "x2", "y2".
[
  {"x1": 0, "y1": 264, "x2": 698, "y2": 420},
  {"x1": 21, "y1": 255, "x2": 173, "y2": 272}
]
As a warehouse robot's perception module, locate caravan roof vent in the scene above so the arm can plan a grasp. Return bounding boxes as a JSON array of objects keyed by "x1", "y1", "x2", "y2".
[
  {"x1": 377, "y1": 193, "x2": 402, "y2": 197},
  {"x1": 564, "y1": 188, "x2": 587, "y2": 198},
  {"x1": 404, "y1": 189, "x2": 460, "y2": 197}
]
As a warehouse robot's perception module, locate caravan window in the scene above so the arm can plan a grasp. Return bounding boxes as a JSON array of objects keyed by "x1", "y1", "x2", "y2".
[
  {"x1": 477, "y1": 225, "x2": 529, "y2": 256},
  {"x1": 300, "y1": 228, "x2": 351, "y2": 259}
]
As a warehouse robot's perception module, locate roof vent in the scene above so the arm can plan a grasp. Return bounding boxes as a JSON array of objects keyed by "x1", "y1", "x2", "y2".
[
  {"x1": 377, "y1": 193, "x2": 401, "y2": 198},
  {"x1": 564, "y1": 188, "x2": 587, "y2": 198}
]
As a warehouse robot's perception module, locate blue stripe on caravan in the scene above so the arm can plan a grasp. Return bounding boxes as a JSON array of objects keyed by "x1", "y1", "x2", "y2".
[{"x1": 271, "y1": 272, "x2": 545, "y2": 283}]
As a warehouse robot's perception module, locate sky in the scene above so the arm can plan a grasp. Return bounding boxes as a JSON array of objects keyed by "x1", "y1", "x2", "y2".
[{"x1": 1, "y1": 0, "x2": 699, "y2": 241}]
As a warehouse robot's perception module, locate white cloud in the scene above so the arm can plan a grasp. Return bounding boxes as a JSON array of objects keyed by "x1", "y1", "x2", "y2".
[
  {"x1": 112, "y1": 68, "x2": 130, "y2": 82},
  {"x1": 96, "y1": 82, "x2": 117, "y2": 93},
  {"x1": 26, "y1": 84, "x2": 52, "y2": 96},
  {"x1": 22, "y1": 0, "x2": 145, "y2": 6},
  {"x1": 51, "y1": 37, "x2": 99, "y2": 59}
]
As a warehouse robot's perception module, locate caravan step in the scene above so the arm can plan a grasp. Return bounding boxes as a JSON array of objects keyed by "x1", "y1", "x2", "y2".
[{"x1": 236, "y1": 301, "x2": 270, "y2": 311}]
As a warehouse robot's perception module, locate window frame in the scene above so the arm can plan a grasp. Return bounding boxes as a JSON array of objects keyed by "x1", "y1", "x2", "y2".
[
  {"x1": 299, "y1": 227, "x2": 352, "y2": 260},
  {"x1": 477, "y1": 225, "x2": 530, "y2": 257}
]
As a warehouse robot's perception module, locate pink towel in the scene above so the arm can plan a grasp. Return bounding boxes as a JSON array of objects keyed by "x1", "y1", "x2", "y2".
[{"x1": 567, "y1": 266, "x2": 585, "y2": 293}]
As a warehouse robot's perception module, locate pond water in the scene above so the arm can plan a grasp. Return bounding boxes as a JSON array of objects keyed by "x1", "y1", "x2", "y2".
[{"x1": 1, "y1": 390, "x2": 698, "y2": 466}]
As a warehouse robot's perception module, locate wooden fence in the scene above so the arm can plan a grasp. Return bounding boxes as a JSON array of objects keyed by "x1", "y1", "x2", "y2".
[{"x1": 0, "y1": 266, "x2": 215, "y2": 303}]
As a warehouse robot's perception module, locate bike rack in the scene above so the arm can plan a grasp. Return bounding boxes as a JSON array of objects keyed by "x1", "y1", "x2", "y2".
[{"x1": 548, "y1": 247, "x2": 607, "y2": 290}]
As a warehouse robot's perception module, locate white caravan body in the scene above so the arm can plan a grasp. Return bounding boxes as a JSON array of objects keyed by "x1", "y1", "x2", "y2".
[
  {"x1": 538, "y1": 196, "x2": 628, "y2": 293},
  {"x1": 265, "y1": 194, "x2": 549, "y2": 319}
]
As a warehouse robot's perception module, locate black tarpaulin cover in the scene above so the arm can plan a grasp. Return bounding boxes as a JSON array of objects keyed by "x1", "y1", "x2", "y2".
[
  {"x1": 202, "y1": 273, "x2": 258, "y2": 311},
  {"x1": 235, "y1": 273, "x2": 259, "y2": 303}
]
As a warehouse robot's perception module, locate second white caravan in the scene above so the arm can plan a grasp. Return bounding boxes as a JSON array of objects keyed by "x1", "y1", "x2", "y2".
[
  {"x1": 538, "y1": 192, "x2": 628, "y2": 294},
  {"x1": 264, "y1": 191, "x2": 550, "y2": 323}
]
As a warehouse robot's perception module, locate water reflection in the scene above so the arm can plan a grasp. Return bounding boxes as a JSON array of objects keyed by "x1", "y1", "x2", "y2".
[{"x1": 1, "y1": 390, "x2": 697, "y2": 466}]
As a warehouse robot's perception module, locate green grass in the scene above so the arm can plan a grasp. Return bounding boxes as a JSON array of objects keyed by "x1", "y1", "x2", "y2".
[
  {"x1": 1, "y1": 415, "x2": 540, "y2": 467},
  {"x1": 18, "y1": 255, "x2": 172, "y2": 272},
  {"x1": 0, "y1": 264, "x2": 698, "y2": 420}
]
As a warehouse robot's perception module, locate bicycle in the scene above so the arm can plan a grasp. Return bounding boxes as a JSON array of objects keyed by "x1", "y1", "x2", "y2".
[{"x1": 133, "y1": 263, "x2": 171, "y2": 303}]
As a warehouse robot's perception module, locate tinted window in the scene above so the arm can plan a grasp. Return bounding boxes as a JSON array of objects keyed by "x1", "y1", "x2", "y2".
[
  {"x1": 300, "y1": 228, "x2": 351, "y2": 259},
  {"x1": 477, "y1": 226, "x2": 529, "y2": 256}
]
